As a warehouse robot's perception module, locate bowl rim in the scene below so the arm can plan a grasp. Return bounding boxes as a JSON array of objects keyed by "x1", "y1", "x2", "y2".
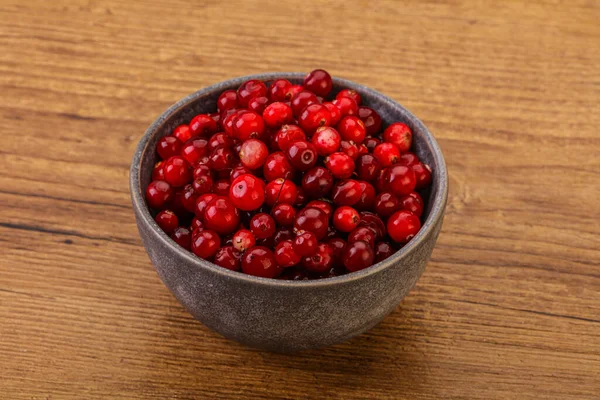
[{"x1": 130, "y1": 72, "x2": 448, "y2": 288}]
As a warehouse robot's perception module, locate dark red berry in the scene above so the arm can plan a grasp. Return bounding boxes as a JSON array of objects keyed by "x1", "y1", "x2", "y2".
[
  {"x1": 293, "y1": 231, "x2": 318, "y2": 256},
  {"x1": 263, "y1": 151, "x2": 295, "y2": 182},
  {"x1": 191, "y1": 229, "x2": 221, "y2": 259},
  {"x1": 213, "y1": 179, "x2": 230, "y2": 196},
  {"x1": 400, "y1": 193, "x2": 424, "y2": 217},
  {"x1": 336, "y1": 89, "x2": 361, "y2": 105},
  {"x1": 242, "y1": 246, "x2": 280, "y2": 278},
  {"x1": 230, "y1": 165, "x2": 252, "y2": 181},
  {"x1": 355, "y1": 154, "x2": 381, "y2": 182},
  {"x1": 290, "y1": 90, "x2": 319, "y2": 117},
  {"x1": 301, "y1": 166, "x2": 334, "y2": 198},
  {"x1": 298, "y1": 103, "x2": 331, "y2": 133},
  {"x1": 192, "y1": 174, "x2": 213, "y2": 194},
  {"x1": 355, "y1": 181, "x2": 376, "y2": 211},
  {"x1": 275, "y1": 124, "x2": 306, "y2": 151},
  {"x1": 208, "y1": 132, "x2": 235, "y2": 152},
  {"x1": 358, "y1": 107, "x2": 382, "y2": 135},
  {"x1": 268, "y1": 79, "x2": 293, "y2": 102},
  {"x1": 162, "y1": 156, "x2": 192, "y2": 187},
  {"x1": 189, "y1": 114, "x2": 218, "y2": 137},
  {"x1": 285, "y1": 140, "x2": 317, "y2": 171},
  {"x1": 387, "y1": 210, "x2": 421, "y2": 243},
  {"x1": 383, "y1": 123, "x2": 412, "y2": 153},
  {"x1": 181, "y1": 137, "x2": 209, "y2": 165},
  {"x1": 273, "y1": 227, "x2": 294, "y2": 245},
  {"x1": 375, "y1": 242, "x2": 394, "y2": 262},
  {"x1": 237, "y1": 79, "x2": 267, "y2": 108},
  {"x1": 364, "y1": 137, "x2": 381, "y2": 152},
  {"x1": 343, "y1": 240, "x2": 374, "y2": 272},
  {"x1": 333, "y1": 206, "x2": 360, "y2": 232},
  {"x1": 387, "y1": 164, "x2": 417, "y2": 197},
  {"x1": 146, "y1": 180, "x2": 174, "y2": 209},
  {"x1": 170, "y1": 226, "x2": 192, "y2": 250},
  {"x1": 194, "y1": 193, "x2": 217, "y2": 219},
  {"x1": 248, "y1": 96, "x2": 270, "y2": 114},
  {"x1": 155, "y1": 210, "x2": 179, "y2": 233},
  {"x1": 412, "y1": 162, "x2": 432, "y2": 190},
  {"x1": 340, "y1": 140, "x2": 360, "y2": 160},
  {"x1": 323, "y1": 101, "x2": 342, "y2": 126},
  {"x1": 214, "y1": 246, "x2": 241, "y2": 271},
  {"x1": 398, "y1": 152, "x2": 420, "y2": 167},
  {"x1": 232, "y1": 229, "x2": 256, "y2": 252},
  {"x1": 157, "y1": 136, "x2": 183, "y2": 160},
  {"x1": 373, "y1": 143, "x2": 401, "y2": 167},
  {"x1": 152, "y1": 161, "x2": 165, "y2": 181},
  {"x1": 359, "y1": 211, "x2": 386, "y2": 240},
  {"x1": 223, "y1": 109, "x2": 246, "y2": 136},
  {"x1": 302, "y1": 243, "x2": 334, "y2": 273},
  {"x1": 333, "y1": 96, "x2": 358, "y2": 117},
  {"x1": 190, "y1": 217, "x2": 203, "y2": 231},
  {"x1": 265, "y1": 178, "x2": 298, "y2": 206},
  {"x1": 209, "y1": 146, "x2": 236, "y2": 171},
  {"x1": 217, "y1": 90, "x2": 238, "y2": 113},
  {"x1": 250, "y1": 213, "x2": 276, "y2": 239},
  {"x1": 203, "y1": 196, "x2": 240, "y2": 235},
  {"x1": 348, "y1": 226, "x2": 377, "y2": 247},
  {"x1": 324, "y1": 152, "x2": 355, "y2": 179},
  {"x1": 271, "y1": 203, "x2": 296, "y2": 226},
  {"x1": 263, "y1": 102, "x2": 294, "y2": 129},
  {"x1": 275, "y1": 240, "x2": 301, "y2": 267},
  {"x1": 331, "y1": 179, "x2": 362, "y2": 206},
  {"x1": 375, "y1": 192, "x2": 401, "y2": 218},
  {"x1": 229, "y1": 174, "x2": 265, "y2": 211},
  {"x1": 306, "y1": 200, "x2": 333, "y2": 219},
  {"x1": 172, "y1": 125, "x2": 192, "y2": 143},
  {"x1": 294, "y1": 187, "x2": 307, "y2": 208},
  {"x1": 337, "y1": 116, "x2": 367, "y2": 144},
  {"x1": 303, "y1": 69, "x2": 332, "y2": 97},
  {"x1": 327, "y1": 237, "x2": 347, "y2": 263},
  {"x1": 294, "y1": 207, "x2": 329, "y2": 240}
]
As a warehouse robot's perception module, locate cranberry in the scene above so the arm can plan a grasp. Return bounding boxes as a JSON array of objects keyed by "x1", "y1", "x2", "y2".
[
  {"x1": 340, "y1": 140, "x2": 360, "y2": 160},
  {"x1": 301, "y1": 166, "x2": 334, "y2": 198},
  {"x1": 273, "y1": 227, "x2": 294, "y2": 245},
  {"x1": 359, "y1": 211, "x2": 386, "y2": 240},
  {"x1": 302, "y1": 243, "x2": 334, "y2": 273},
  {"x1": 155, "y1": 210, "x2": 178, "y2": 233},
  {"x1": 263, "y1": 151, "x2": 295, "y2": 181},
  {"x1": 190, "y1": 217, "x2": 204, "y2": 231},
  {"x1": 162, "y1": 156, "x2": 192, "y2": 187},
  {"x1": 337, "y1": 116, "x2": 366, "y2": 144},
  {"x1": 180, "y1": 184, "x2": 197, "y2": 212},
  {"x1": 189, "y1": 114, "x2": 218, "y2": 137},
  {"x1": 375, "y1": 242, "x2": 394, "y2": 262},
  {"x1": 230, "y1": 165, "x2": 252, "y2": 181},
  {"x1": 192, "y1": 174, "x2": 213, "y2": 194},
  {"x1": 412, "y1": 162, "x2": 432, "y2": 189},
  {"x1": 170, "y1": 226, "x2": 192, "y2": 250},
  {"x1": 271, "y1": 203, "x2": 296, "y2": 226},
  {"x1": 214, "y1": 246, "x2": 241, "y2": 271},
  {"x1": 250, "y1": 213, "x2": 276, "y2": 239},
  {"x1": 191, "y1": 229, "x2": 221, "y2": 259},
  {"x1": 333, "y1": 96, "x2": 358, "y2": 117},
  {"x1": 194, "y1": 193, "x2": 217, "y2": 219},
  {"x1": 217, "y1": 90, "x2": 238, "y2": 113},
  {"x1": 268, "y1": 79, "x2": 293, "y2": 102},
  {"x1": 311, "y1": 126, "x2": 341, "y2": 156},
  {"x1": 295, "y1": 187, "x2": 307, "y2": 208},
  {"x1": 298, "y1": 103, "x2": 331, "y2": 133},
  {"x1": 290, "y1": 90, "x2": 319, "y2": 117},
  {"x1": 398, "y1": 152, "x2": 420, "y2": 167},
  {"x1": 323, "y1": 102, "x2": 342, "y2": 126},
  {"x1": 229, "y1": 174, "x2": 265, "y2": 211},
  {"x1": 232, "y1": 229, "x2": 256, "y2": 252},
  {"x1": 358, "y1": 144, "x2": 369, "y2": 155},
  {"x1": 181, "y1": 137, "x2": 209, "y2": 165},
  {"x1": 275, "y1": 124, "x2": 306, "y2": 151},
  {"x1": 209, "y1": 112, "x2": 221, "y2": 128},
  {"x1": 146, "y1": 180, "x2": 174, "y2": 209},
  {"x1": 375, "y1": 168, "x2": 387, "y2": 192},
  {"x1": 358, "y1": 107, "x2": 382, "y2": 135},
  {"x1": 293, "y1": 231, "x2": 318, "y2": 256},
  {"x1": 388, "y1": 210, "x2": 421, "y2": 243},
  {"x1": 242, "y1": 246, "x2": 280, "y2": 278},
  {"x1": 265, "y1": 178, "x2": 298, "y2": 206},
  {"x1": 152, "y1": 161, "x2": 165, "y2": 181},
  {"x1": 355, "y1": 181, "x2": 376, "y2": 211},
  {"x1": 238, "y1": 138, "x2": 269, "y2": 169},
  {"x1": 375, "y1": 192, "x2": 401, "y2": 218},
  {"x1": 203, "y1": 196, "x2": 240, "y2": 235},
  {"x1": 343, "y1": 241, "x2": 374, "y2": 272},
  {"x1": 157, "y1": 136, "x2": 183, "y2": 160},
  {"x1": 383, "y1": 122, "x2": 412, "y2": 153},
  {"x1": 237, "y1": 79, "x2": 267, "y2": 108},
  {"x1": 333, "y1": 206, "x2": 360, "y2": 232},
  {"x1": 348, "y1": 226, "x2": 377, "y2": 247},
  {"x1": 355, "y1": 154, "x2": 381, "y2": 181},
  {"x1": 303, "y1": 69, "x2": 332, "y2": 97},
  {"x1": 364, "y1": 137, "x2": 381, "y2": 152},
  {"x1": 286, "y1": 140, "x2": 317, "y2": 171},
  {"x1": 208, "y1": 132, "x2": 234, "y2": 152},
  {"x1": 373, "y1": 143, "x2": 401, "y2": 167},
  {"x1": 324, "y1": 152, "x2": 355, "y2": 179},
  {"x1": 213, "y1": 179, "x2": 231, "y2": 196},
  {"x1": 263, "y1": 102, "x2": 294, "y2": 128},
  {"x1": 327, "y1": 238, "x2": 347, "y2": 262},
  {"x1": 400, "y1": 193, "x2": 424, "y2": 217},
  {"x1": 248, "y1": 96, "x2": 270, "y2": 114},
  {"x1": 223, "y1": 109, "x2": 246, "y2": 136},
  {"x1": 233, "y1": 111, "x2": 265, "y2": 141},
  {"x1": 209, "y1": 146, "x2": 236, "y2": 171},
  {"x1": 306, "y1": 200, "x2": 333, "y2": 219},
  {"x1": 172, "y1": 125, "x2": 192, "y2": 143},
  {"x1": 387, "y1": 164, "x2": 417, "y2": 197},
  {"x1": 294, "y1": 207, "x2": 328, "y2": 240},
  {"x1": 287, "y1": 84, "x2": 304, "y2": 98},
  {"x1": 275, "y1": 240, "x2": 301, "y2": 268},
  {"x1": 331, "y1": 179, "x2": 362, "y2": 206}
]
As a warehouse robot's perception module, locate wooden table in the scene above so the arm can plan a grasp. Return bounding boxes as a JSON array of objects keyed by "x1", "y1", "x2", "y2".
[{"x1": 1, "y1": 1, "x2": 599, "y2": 398}]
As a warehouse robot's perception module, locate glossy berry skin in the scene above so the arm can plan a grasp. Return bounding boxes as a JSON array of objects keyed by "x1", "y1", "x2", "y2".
[
  {"x1": 333, "y1": 96, "x2": 358, "y2": 117},
  {"x1": 358, "y1": 106, "x2": 382, "y2": 135},
  {"x1": 268, "y1": 79, "x2": 293, "y2": 102},
  {"x1": 323, "y1": 102, "x2": 342, "y2": 126},
  {"x1": 337, "y1": 116, "x2": 367, "y2": 144},
  {"x1": 263, "y1": 102, "x2": 294, "y2": 128},
  {"x1": 146, "y1": 180, "x2": 174, "y2": 209},
  {"x1": 355, "y1": 154, "x2": 381, "y2": 182},
  {"x1": 190, "y1": 217, "x2": 204, "y2": 231},
  {"x1": 343, "y1": 240, "x2": 374, "y2": 272},
  {"x1": 263, "y1": 151, "x2": 295, "y2": 181},
  {"x1": 311, "y1": 126, "x2": 341, "y2": 156},
  {"x1": 223, "y1": 109, "x2": 246, "y2": 136},
  {"x1": 375, "y1": 242, "x2": 394, "y2": 262},
  {"x1": 302, "y1": 69, "x2": 332, "y2": 97},
  {"x1": 358, "y1": 144, "x2": 369, "y2": 155},
  {"x1": 230, "y1": 165, "x2": 252, "y2": 181},
  {"x1": 398, "y1": 152, "x2": 420, "y2": 167},
  {"x1": 271, "y1": 203, "x2": 296, "y2": 226},
  {"x1": 155, "y1": 210, "x2": 179, "y2": 233},
  {"x1": 293, "y1": 231, "x2": 318, "y2": 257},
  {"x1": 383, "y1": 122, "x2": 412, "y2": 153},
  {"x1": 194, "y1": 193, "x2": 217, "y2": 219},
  {"x1": 203, "y1": 196, "x2": 240, "y2": 235},
  {"x1": 275, "y1": 125, "x2": 306, "y2": 151},
  {"x1": 248, "y1": 96, "x2": 270, "y2": 114},
  {"x1": 375, "y1": 192, "x2": 401, "y2": 218},
  {"x1": 359, "y1": 211, "x2": 386, "y2": 240},
  {"x1": 162, "y1": 156, "x2": 192, "y2": 187},
  {"x1": 364, "y1": 137, "x2": 381, "y2": 153},
  {"x1": 336, "y1": 89, "x2": 361, "y2": 105},
  {"x1": 229, "y1": 174, "x2": 265, "y2": 211},
  {"x1": 209, "y1": 146, "x2": 236, "y2": 172},
  {"x1": 285, "y1": 140, "x2": 317, "y2": 171},
  {"x1": 213, "y1": 179, "x2": 231, "y2": 196},
  {"x1": 237, "y1": 79, "x2": 267, "y2": 108},
  {"x1": 333, "y1": 206, "x2": 360, "y2": 232},
  {"x1": 294, "y1": 207, "x2": 329, "y2": 240},
  {"x1": 232, "y1": 229, "x2": 256, "y2": 252},
  {"x1": 192, "y1": 174, "x2": 213, "y2": 194},
  {"x1": 152, "y1": 162, "x2": 165, "y2": 181},
  {"x1": 208, "y1": 132, "x2": 235, "y2": 152},
  {"x1": 387, "y1": 164, "x2": 417, "y2": 197},
  {"x1": 301, "y1": 166, "x2": 334, "y2": 198},
  {"x1": 242, "y1": 246, "x2": 280, "y2": 278},
  {"x1": 306, "y1": 200, "x2": 333, "y2": 219},
  {"x1": 170, "y1": 227, "x2": 192, "y2": 250},
  {"x1": 294, "y1": 187, "x2": 307, "y2": 208},
  {"x1": 387, "y1": 210, "x2": 421, "y2": 243},
  {"x1": 324, "y1": 152, "x2": 355, "y2": 179},
  {"x1": 238, "y1": 138, "x2": 269, "y2": 169},
  {"x1": 189, "y1": 114, "x2": 218, "y2": 137},
  {"x1": 400, "y1": 193, "x2": 424, "y2": 217},
  {"x1": 250, "y1": 213, "x2": 276, "y2": 239},
  {"x1": 191, "y1": 229, "x2": 221, "y2": 259},
  {"x1": 298, "y1": 103, "x2": 331, "y2": 133},
  {"x1": 157, "y1": 136, "x2": 182, "y2": 160},
  {"x1": 290, "y1": 90, "x2": 319, "y2": 117},
  {"x1": 302, "y1": 243, "x2": 334, "y2": 273},
  {"x1": 327, "y1": 237, "x2": 347, "y2": 262},
  {"x1": 233, "y1": 111, "x2": 265, "y2": 141},
  {"x1": 348, "y1": 226, "x2": 377, "y2": 247},
  {"x1": 273, "y1": 227, "x2": 294, "y2": 245},
  {"x1": 412, "y1": 162, "x2": 432, "y2": 190},
  {"x1": 181, "y1": 137, "x2": 209, "y2": 165},
  {"x1": 172, "y1": 125, "x2": 192, "y2": 143},
  {"x1": 275, "y1": 240, "x2": 301, "y2": 267},
  {"x1": 340, "y1": 140, "x2": 359, "y2": 160},
  {"x1": 373, "y1": 143, "x2": 401, "y2": 167},
  {"x1": 265, "y1": 178, "x2": 298, "y2": 206},
  {"x1": 213, "y1": 246, "x2": 241, "y2": 271},
  {"x1": 217, "y1": 90, "x2": 238, "y2": 113},
  {"x1": 355, "y1": 181, "x2": 377, "y2": 211},
  {"x1": 331, "y1": 179, "x2": 362, "y2": 206}
]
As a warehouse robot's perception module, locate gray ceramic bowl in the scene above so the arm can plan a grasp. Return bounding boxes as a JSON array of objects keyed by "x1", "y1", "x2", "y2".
[{"x1": 130, "y1": 72, "x2": 448, "y2": 352}]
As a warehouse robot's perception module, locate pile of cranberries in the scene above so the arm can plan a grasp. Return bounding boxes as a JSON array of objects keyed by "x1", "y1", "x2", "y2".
[{"x1": 145, "y1": 69, "x2": 432, "y2": 280}]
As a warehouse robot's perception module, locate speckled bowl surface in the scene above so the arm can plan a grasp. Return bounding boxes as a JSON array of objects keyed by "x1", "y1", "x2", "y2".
[{"x1": 130, "y1": 72, "x2": 448, "y2": 352}]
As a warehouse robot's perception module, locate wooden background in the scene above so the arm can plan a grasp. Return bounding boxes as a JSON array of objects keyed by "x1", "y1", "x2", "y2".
[{"x1": 1, "y1": 0, "x2": 599, "y2": 398}]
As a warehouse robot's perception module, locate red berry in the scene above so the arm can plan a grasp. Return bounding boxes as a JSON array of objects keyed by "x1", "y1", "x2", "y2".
[
  {"x1": 355, "y1": 154, "x2": 381, "y2": 181},
  {"x1": 191, "y1": 229, "x2": 221, "y2": 259},
  {"x1": 190, "y1": 217, "x2": 204, "y2": 231},
  {"x1": 213, "y1": 179, "x2": 230, "y2": 196},
  {"x1": 343, "y1": 241, "x2": 374, "y2": 272},
  {"x1": 331, "y1": 179, "x2": 362, "y2": 206},
  {"x1": 288, "y1": 84, "x2": 304, "y2": 98},
  {"x1": 303, "y1": 69, "x2": 332, "y2": 97},
  {"x1": 217, "y1": 90, "x2": 238, "y2": 113},
  {"x1": 375, "y1": 242, "x2": 394, "y2": 262},
  {"x1": 181, "y1": 137, "x2": 209, "y2": 165},
  {"x1": 336, "y1": 89, "x2": 361, "y2": 105},
  {"x1": 152, "y1": 161, "x2": 165, "y2": 181},
  {"x1": 293, "y1": 230, "x2": 318, "y2": 257},
  {"x1": 146, "y1": 180, "x2": 174, "y2": 209},
  {"x1": 194, "y1": 193, "x2": 217, "y2": 219},
  {"x1": 337, "y1": 116, "x2": 367, "y2": 144},
  {"x1": 229, "y1": 174, "x2": 265, "y2": 211},
  {"x1": 302, "y1": 243, "x2": 334, "y2": 273},
  {"x1": 238, "y1": 138, "x2": 269, "y2": 169},
  {"x1": 358, "y1": 107, "x2": 382, "y2": 135},
  {"x1": 285, "y1": 140, "x2": 317, "y2": 171},
  {"x1": 237, "y1": 79, "x2": 267, "y2": 108},
  {"x1": 359, "y1": 211, "x2": 386, "y2": 240},
  {"x1": 230, "y1": 165, "x2": 252, "y2": 181},
  {"x1": 208, "y1": 132, "x2": 235, "y2": 152},
  {"x1": 291, "y1": 90, "x2": 319, "y2": 117},
  {"x1": 412, "y1": 162, "x2": 432, "y2": 189},
  {"x1": 172, "y1": 125, "x2": 192, "y2": 143},
  {"x1": 294, "y1": 207, "x2": 329, "y2": 240},
  {"x1": 327, "y1": 237, "x2": 347, "y2": 262},
  {"x1": 250, "y1": 213, "x2": 276, "y2": 239},
  {"x1": 348, "y1": 226, "x2": 377, "y2": 247},
  {"x1": 263, "y1": 151, "x2": 295, "y2": 182},
  {"x1": 358, "y1": 144, "x2": 369, "y2": 155},
  {"x1": 301, "y1": 166, "x2": 334, "y2": 198},
  {"x1": 311, "y1": 126, "x2": 341, "y2": 156},
  {"x1": 383, "y1": 123, "x2": 412, "y2": 153},
  {"x1": 275, "y1": 240, "x2": 301, "y2": 267},
  {"x1": 273, "y1": 227, "x2": 294, "y2": 245},
  {"x1": 275, "y1": 124, "x2": 306, "y2": 151},
  {"x1": 241, "y1": 246, "x2": 280, "y2": 278},
  {"x1": 192, "y1": 174, "x2": 213, "y2": 194},
  {"x1": 364, "y1": 137, "x2": 381, "y2": 152},
  {"x1": 298, "y1": 103, "x2": 331, "y2": 133},
  {"x1": 271, "y1": 203, "x2": 296, "y2": 226},
  {"x1": 208, "y1": 146, "x2": 236, "y2": 171},
  {"x1": 400, "y1": 192, "x2": 424, "y2": 217},
  {"x1": 170, "y1": 226, "x2": 192, "y2": 250},
  {"x1": 355, "y1": 181, "x2": 376, "y2": 211},
  {"x1": 375, "y1": 192, "x2": 401, "y2": 218},
  {"x1": 223, "y1": 109, "x2": 246, "y2": 136},
  {"x1": 373, "y1": 143, "x2": 401, "y2": 167},
  {"x1": 333, "y1": 96, "x2": 358, "y2": 117},
  {"x1": 233, "y1": 111, "x2": 265, "y2": 141},
  {"x1": 248, "y1": 96, "x2": 270, "y2": 114},
  {"x1": 323, "y1": 102, "x2": 342, "y2": 126},
  {"x1": 268, "y1": 79, "x2": 293, "y2": 102},
  {"x1": 340, "y1": 140, "x2": 360, "y2": 160},
  {"x1": 189, "y1": 114, "x2": 218, "y2": 137},
  {"x1": 324, "y1": 152, "x2": 355, "y2": 179},
  {"x1": 203, "y1": 196, "x2": 240, "y2": 235},
  {"x1": 162, "y1": 156, "x2": 192, "y2": 187},
  {"x1": 265, "y1": 178, "x2": 298, "y2": 206},
  {"x1": 263, "y1": 102, "x2": 294, "y2": 128},
  {"x1": 398, "y1": 152, "x2": 420, "y2": 167},
  {"x1": 294, "y1": 187, "x2": 307, "y2": 208},
  {"x1": 232, "y1": 229, "x2": 256, "y2": 252},
  {"x1": 333, "y1": 206, "x2": 360, "y2": 232},
  {"x1": 214, "y1": 246, "x2": 241, "y2": 271},
  {"x1": 306, "y1": 200, "x2": 333, "y2": 219},
  {"x1": 155, "y1": 210, "x2": 179, "y2": 233},
  {"x1": 156, "y1": 136, "x2": 183, "y2": 160},
  {"x1": 387, "y1": 164, "x2": 417, "y2": 197},
  {"x1": 387, "y1": 210, "x2": 421, "y2": 243}
]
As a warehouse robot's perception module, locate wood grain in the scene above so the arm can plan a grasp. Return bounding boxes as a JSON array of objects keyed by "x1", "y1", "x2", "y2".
[{"x1": 1, "y1": 0, "x2": 599, "y2": 398}]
